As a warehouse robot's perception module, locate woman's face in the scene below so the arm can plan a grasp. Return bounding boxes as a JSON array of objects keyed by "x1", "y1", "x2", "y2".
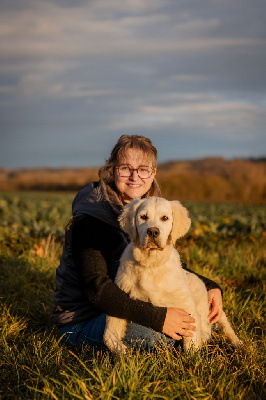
[{"x1": 114, "y1": 148, "x2": 156, "y2": 202}]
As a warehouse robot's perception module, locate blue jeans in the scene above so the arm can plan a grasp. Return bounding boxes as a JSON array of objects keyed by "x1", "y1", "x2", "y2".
[{"x1": 59, "y1": 313, "x2": 175, "y2": 351}]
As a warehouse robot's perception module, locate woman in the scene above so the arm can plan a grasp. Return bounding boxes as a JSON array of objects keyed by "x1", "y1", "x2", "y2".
[{"x1": 53, "y1": 135, "x2": 222, "y2": 348}]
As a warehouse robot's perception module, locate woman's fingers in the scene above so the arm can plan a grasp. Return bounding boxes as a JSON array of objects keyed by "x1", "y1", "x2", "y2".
[
  {"x1": 209, "y1": 308, "x2": 222, "y2": 324},
  {"x1": 208, "y1": 288, "x2": 223, "y2": 324},
  {"x1": 178, "y1": 328, "x2": 194, "y2": 337},
  {"x1": 208, "y1": 306, "x2": 218, "y2": 321},
  {"x1": 184, "y1": 315, "x2": 195, "y2": 323},
  {"x1": 183, "y1": 322, "x2": 196, "y2": 331},
  {"x1": 168, "y1": 324, "x2": 196, "y2": 339},
  {"x1": 178, "y1": 308, "x2": 191, "y2": 316},
  {"x1": 171, "y1": 333, "x2": 182, "y2": 341},
  {"x1": 162, "y1": 308, "x2": 197, "y2": 339},
  {"x1": 210, "y1": 315, "x2": 219, "y2": 324}
]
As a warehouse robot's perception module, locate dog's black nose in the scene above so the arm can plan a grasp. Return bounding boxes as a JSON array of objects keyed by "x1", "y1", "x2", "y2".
[{"x1": 147, "y1": 227, "x2": 160, "y2": 238}]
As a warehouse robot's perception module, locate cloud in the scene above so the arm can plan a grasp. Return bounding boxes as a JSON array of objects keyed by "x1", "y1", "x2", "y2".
[
  {"x1": 109, "y1": 92, "x2": 265, "y2": 135},
  {"x1": 1, "y1": 0, "x2": 264, "y2": 61},
  {"x1": 2, "y1": 0, "x2": 264, "y2": 103},
  {"x1": 0, "y1": 0, "x2": 265, "y2": 167}
]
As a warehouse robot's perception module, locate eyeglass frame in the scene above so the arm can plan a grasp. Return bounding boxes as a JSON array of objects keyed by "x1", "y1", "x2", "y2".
[{"x1": 115, "y1": 164, "x2": 155, "y2": 179}]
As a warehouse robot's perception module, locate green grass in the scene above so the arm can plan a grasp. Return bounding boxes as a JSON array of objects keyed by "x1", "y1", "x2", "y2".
[{"x1": 0, "y1": 192, "x2": 265, "y2": 399}]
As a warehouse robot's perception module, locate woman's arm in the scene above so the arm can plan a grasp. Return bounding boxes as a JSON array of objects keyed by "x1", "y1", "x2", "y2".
[
  {"x1": 72, "y1": 216, "x2": 167, "y2": 332},
  {"x1": 78, "y1": 245, "x2": 167, "y2": 330}
]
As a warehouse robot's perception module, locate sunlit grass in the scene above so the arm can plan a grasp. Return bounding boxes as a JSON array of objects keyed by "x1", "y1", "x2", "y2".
[{"x1": 0, "y1": 192, "x2": 265, "y2": 399}]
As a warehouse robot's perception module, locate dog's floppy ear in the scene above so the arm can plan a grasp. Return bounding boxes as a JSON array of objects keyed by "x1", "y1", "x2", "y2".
[
  {"x1": 118, "y1": 198, "x2": 145, "y2": 241},
  {"x1": 170, "y1": 200, "x2": 191, "y2": 244}
]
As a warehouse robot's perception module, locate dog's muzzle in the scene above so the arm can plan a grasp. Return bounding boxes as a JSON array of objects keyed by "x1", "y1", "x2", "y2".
[
  {"x1": 147, "y1": 227, "x2": 160, "y2": 239},
  {"x1": 145, "y1": 227, "x2": 162, "y2": 249}
]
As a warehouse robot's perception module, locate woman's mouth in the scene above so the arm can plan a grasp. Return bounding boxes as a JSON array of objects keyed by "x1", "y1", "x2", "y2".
[{"x1": 127, "y1": 184, "x2": 141, "y2": 188}]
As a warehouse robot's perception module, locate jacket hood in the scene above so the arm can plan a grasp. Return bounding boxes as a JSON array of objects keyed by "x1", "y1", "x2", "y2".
[{"x1": 72, "y1": 181, "x2": 123, "y2": 228}]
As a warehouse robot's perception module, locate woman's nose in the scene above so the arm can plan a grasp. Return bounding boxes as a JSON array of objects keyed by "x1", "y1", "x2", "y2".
[{"x1": 129, "y1": 169, "x2": 139, "y2": 180}]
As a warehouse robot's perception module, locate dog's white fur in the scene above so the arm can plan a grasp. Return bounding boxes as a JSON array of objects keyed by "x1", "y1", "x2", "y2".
[{"x1": 104, "y1": 197, "x2": 241, "y2": 354}]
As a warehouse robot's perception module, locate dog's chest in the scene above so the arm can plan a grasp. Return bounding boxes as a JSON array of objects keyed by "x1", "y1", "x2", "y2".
[
  {"x1": 116, "y1": 257, "x2": 187, "y2": 307},
  {"x1": 135, "y1": 269, "x2": 176, "y2": 304}
]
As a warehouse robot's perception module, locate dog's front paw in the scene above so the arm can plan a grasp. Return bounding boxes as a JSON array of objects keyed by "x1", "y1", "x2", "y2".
[
  {"x1": 104, "y1": 331, "x2": 128, "y2": 355},
  {"x1": 111, "y1": 340, "x2": 128, "y2": 355},
  {"x1": 183, "y1": 335, "x2": 201, "y2": 354},
  {"x1": 104, "y1": 316, "x2": 128, "y2": 354}
]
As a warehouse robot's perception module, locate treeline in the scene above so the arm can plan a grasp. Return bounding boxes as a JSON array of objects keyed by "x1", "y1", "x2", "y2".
[
  {"x1": 0, "y1": 158, "x2": 265, "y2": 203},
  {"x1": 158, "y1": 158, "x2": 265, "y2": 203}
]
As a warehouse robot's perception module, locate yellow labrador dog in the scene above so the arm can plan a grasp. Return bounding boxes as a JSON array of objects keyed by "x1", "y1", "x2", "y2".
[{"x1": 104, "y1": 197, "x2": 241, "y2": 354}]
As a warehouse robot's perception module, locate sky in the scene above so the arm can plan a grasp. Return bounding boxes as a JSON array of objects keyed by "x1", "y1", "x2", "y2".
[{"x1": 0, "y1": 0, "x2": 265, "y2": 168}]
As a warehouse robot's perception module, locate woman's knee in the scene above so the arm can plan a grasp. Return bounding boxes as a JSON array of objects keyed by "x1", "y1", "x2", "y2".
[
  {"x1": 58, "y1": 314, "x2": 107, "y2": 347},
  {"x1": 123, "y1": 322, "x2": 175, "y2": 350}
]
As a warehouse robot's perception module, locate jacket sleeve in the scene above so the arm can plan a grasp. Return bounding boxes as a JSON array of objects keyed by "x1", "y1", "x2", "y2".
[
  {"x1": 182, "y1": 263, "x2": 223, "y2": 294},
  {"x1": 72, "y1": 216, "x2": 167, "y2": 332}
]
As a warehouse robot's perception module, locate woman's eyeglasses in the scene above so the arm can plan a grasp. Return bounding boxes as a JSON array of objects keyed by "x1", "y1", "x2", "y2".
[{"x1": 116, "y1": 165, "x2": 154, "y2": 179}]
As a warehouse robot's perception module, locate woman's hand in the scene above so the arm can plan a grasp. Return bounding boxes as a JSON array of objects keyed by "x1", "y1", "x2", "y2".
[
  {"x1": 162, "y1": 307, "x2": 196, "y2": 340},
  {"x1": 208, "y1": 288, "x2": 223, "y2": 324}
]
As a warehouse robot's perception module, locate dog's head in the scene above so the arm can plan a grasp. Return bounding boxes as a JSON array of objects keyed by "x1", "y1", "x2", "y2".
[{"x1": 119, "y1": 197, "x2": 191, "y2": 249}]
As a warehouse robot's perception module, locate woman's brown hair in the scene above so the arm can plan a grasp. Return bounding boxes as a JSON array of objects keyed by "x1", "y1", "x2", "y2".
[{"x1": 98, "y1": 135, "x2": 161, "y2": 198}]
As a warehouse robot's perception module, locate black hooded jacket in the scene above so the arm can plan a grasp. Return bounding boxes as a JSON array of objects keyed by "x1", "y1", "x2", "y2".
[{"x1": 53, "y1": 181, "x2": 221, "y2": 332}]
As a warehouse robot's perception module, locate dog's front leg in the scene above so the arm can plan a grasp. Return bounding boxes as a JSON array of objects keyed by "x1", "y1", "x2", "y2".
[
  {"x1": 185, "y1": 272, "x2": 212, "y2": 344},
  {"x1": 183, "y1": 312, "x2": 202, "y2": 353},
  {"x1": 104, "y1": 316, "x2": 128, "y2": 355}
]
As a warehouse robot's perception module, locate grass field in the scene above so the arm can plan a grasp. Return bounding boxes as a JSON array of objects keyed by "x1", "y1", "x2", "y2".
[{"x1": 0, "y1": 191, "x2": 265, "y2": 399}]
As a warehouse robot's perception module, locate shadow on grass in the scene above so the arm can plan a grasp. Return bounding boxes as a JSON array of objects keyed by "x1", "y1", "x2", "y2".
[{"x1": 0, "y1": 253, "x2": 55, "y2": 330}]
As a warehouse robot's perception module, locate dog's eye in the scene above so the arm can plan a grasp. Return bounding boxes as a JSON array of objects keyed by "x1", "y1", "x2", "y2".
[
  {"x1": 140, "y1": 214, "x2": 148, "y2": 220},
  {"x1": 161, "y1": 216, "x2": 169, "y2": 221}
]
